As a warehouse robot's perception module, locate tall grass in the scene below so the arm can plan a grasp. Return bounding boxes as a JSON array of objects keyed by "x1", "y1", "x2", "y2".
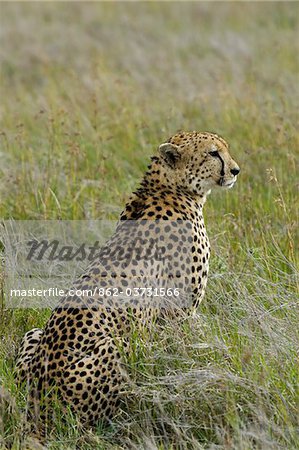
[{"x1": 0, "y1": 3, "x2": 298, "y2": 449}]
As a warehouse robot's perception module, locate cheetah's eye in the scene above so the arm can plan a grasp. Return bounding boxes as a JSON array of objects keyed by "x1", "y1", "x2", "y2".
[{"x1": 209, "y1": 150, "x2": 219, "y2": 157}]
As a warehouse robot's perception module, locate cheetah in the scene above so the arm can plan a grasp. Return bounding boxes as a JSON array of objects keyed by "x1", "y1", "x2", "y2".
[{"x1": 16, "y1": 131, "x2": 240, "y2": 430}]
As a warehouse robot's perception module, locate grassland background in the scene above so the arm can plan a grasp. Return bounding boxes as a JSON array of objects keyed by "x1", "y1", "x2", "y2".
[{"x1": 0, "y1": 2, "x2": 298, "y2": 449}]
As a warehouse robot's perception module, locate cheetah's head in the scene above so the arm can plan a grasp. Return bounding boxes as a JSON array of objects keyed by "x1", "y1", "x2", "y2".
[{"x1": 159, "y1": 131, "x2": 240, "y2": 197}]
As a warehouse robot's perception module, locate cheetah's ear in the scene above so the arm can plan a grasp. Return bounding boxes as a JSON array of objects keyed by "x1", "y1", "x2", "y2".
[{"x1": 159, "y1": 143, "x2": 181, "y2": 169}]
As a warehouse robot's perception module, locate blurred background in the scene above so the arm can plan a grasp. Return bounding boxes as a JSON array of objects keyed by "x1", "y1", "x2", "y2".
[
  {"x1": 0, "y1": 2, "x2": 299, "y2": 225},
  {"x1": 1, "y1": 2, "x2": 298, "y2": 223}
]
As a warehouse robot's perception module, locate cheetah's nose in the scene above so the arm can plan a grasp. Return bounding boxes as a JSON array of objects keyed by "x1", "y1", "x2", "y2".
[{"x1": 230, "y1": 167, "x2": 240, "y2": 176}]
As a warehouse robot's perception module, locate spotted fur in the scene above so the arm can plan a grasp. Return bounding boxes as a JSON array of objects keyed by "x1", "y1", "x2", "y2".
[{"x1": 16, "y1": 131, "x2": 240, "y2": 430}]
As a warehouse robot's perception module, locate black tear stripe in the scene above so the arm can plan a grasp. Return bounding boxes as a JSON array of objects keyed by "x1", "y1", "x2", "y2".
[{"x1": 216, "y1": 154, "x2": 225, "y2": 177}]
